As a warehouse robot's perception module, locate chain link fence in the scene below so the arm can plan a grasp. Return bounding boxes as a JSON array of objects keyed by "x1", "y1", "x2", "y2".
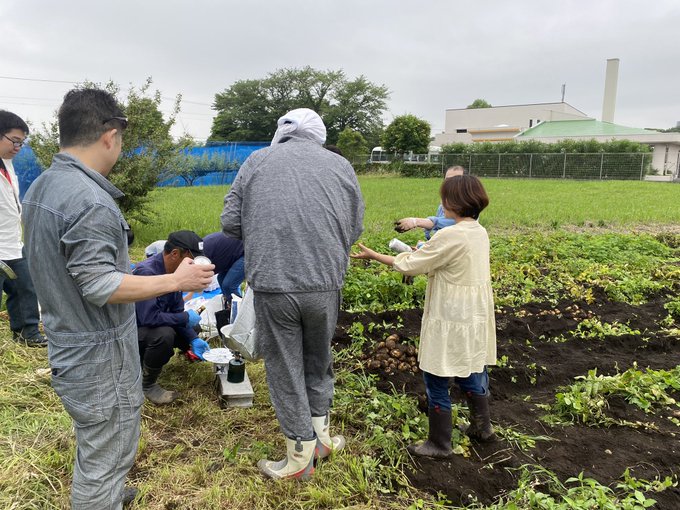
[{"x1": 355, "y1": 152, "x2": 655, "y2": 180}]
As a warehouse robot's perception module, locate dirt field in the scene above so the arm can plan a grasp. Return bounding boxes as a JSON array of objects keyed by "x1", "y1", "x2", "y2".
[{"x1": 334, "y1": 288, "x2": 680, "y2": 507}]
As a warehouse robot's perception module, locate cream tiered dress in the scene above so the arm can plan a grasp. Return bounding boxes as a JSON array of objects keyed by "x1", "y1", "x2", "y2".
[{"x1": 393, "y1": 220, "x2": 496, "y2": 377}]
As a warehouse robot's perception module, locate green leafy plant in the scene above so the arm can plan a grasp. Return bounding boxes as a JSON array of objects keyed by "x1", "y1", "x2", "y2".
[
  {"x1": 542, "y1": 365, "x2": 680, "y2": 426},
  {"x1": 477, "y1": 466, "x2": 676, "y2": 509},
  {"x1": 573, "y1": 318, "x2": 641, "y2": 340}
]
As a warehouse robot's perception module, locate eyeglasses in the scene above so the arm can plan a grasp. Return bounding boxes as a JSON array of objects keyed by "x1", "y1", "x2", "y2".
[
  {"x1": 2, "y1": 134, "x2": 25, "y2": 148},
  {"x1": 102, "y1": 117, "x2": 129, "y2": 130}
]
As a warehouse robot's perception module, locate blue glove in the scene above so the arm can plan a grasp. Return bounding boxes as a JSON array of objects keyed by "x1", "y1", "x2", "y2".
[
  {"x1": 190, "y1": 338, "x2": 210, "y2": 361},
  {"x1": 186, "y1": 309, "x2": 201, "y2": 328}
]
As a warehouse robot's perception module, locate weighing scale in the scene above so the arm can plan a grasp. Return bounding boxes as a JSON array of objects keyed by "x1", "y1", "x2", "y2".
[{"x1": 203, "y1": 348, "x2": 254, "y2": 409}]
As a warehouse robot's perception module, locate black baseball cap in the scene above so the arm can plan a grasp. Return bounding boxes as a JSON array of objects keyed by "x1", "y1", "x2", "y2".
[{"x1": 166, "y1": 230, "x2": 204, "y2": 257}]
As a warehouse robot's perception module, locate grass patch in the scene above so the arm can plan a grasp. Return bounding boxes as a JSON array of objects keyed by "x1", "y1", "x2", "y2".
[
  {"x1": 130, "y1": 178, "x2": 680, "y2": 247},
  {"x1": 2, "y1": 177, "x2": 680, "y2": 507}
]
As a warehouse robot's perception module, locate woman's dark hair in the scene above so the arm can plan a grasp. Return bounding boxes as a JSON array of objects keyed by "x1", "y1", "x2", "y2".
[{"x1": 440, "y1": 175, "x2": 489, "y2": 220}]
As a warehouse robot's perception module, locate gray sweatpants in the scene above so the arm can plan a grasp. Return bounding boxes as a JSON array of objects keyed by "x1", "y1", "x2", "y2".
[{"x1": 253, "y1": 290, "x2": 340, "y2": 440}]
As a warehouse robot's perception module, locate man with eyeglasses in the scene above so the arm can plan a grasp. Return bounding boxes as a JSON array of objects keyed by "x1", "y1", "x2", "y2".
[
  {"x1": 22, "y1": 89, "x2": 214, "y2": 510},
  {"x1": 0, "y1": 110, "x2": 47, "y2": 347}
]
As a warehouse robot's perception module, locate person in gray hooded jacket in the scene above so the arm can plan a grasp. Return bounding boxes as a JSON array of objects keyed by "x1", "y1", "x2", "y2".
[{"x1": 221, "y1": 108, "x2": 364, "y2": 480}]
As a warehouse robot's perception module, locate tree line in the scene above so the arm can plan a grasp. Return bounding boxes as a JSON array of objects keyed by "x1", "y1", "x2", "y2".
[{"x1": 26, "y1": 68, "x2": 670, "y2": 223}]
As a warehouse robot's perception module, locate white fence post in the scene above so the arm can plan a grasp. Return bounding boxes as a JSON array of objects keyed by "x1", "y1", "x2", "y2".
[
  {"x1": 639, "y1": 153, "x2": 645, "y2": 180},
  {"x1": 599, "y1": 153, "x2": 604, "y2": 180}
]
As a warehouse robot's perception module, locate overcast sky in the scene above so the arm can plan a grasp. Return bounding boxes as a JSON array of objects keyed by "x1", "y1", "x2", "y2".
[{"x1": 2, "y1": 0, "x2": 678, "y2": 142}]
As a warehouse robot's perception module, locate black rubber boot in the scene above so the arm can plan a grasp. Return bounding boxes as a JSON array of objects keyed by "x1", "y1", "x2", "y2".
[
  {"x1": 464, "y1": 392, "x2": 497, "y2": 442},
  {"x1": 13, "y1": 330, "x2": 48, "y2": 347},
  {"x1": 122, "y1": 486, "x2": 138, "y2": 506},
  {"x1": 142, "y1": 364, "x2": 178, "y2": 405},
  {"x1": 407, "y1": 407, "x2": 453, "y2": 458}
]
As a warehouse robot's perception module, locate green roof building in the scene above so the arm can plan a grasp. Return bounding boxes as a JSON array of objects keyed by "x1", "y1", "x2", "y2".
[{"x1": 516, "y1": 119, "x2": 680, "y2": 179}]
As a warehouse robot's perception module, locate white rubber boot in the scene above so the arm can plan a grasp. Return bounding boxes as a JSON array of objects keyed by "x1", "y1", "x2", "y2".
[
  {"x1": 312, "y1": 413, "x2": 345, "y2": 460},
  {"x1": 257, "y1": 436, "x2": 315, "y2": 480}
]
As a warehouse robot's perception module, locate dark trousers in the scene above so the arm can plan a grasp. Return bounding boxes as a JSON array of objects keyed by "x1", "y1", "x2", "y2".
[
  {"x1": 423, "y1": 367, "x2": 489, "y2": 411},
  {"x1": 0, "y1": 253, "x2": 41, "y2": 337},
  {"x1": 137, "y1": 326, "x2": 183, "y2": 370}
]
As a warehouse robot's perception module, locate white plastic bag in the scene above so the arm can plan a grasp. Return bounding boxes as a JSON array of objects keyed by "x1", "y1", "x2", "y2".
[{"x1": 220, "y1": 288, "x2": 260, "y2": 361}]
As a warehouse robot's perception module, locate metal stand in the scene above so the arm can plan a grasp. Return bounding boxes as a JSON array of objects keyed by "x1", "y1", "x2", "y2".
[
  {"x1": 213, "y1": 362, "x2": 254, "y2": 408},
  {"x1": 211, "y1": 301, "x2": 254, "y2": 408}
]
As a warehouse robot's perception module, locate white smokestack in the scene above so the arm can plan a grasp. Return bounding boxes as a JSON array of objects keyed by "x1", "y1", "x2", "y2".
[{"x1": 602, "y1": 58, "x2": 619, "y2": 123}]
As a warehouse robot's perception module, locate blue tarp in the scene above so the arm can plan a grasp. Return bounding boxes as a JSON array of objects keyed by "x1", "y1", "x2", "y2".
[
  {"x1": 157, "y1": 142, "x2": 269, "y2": 187},
  {"x1": 12, "y1": 142, "x2": 270, "y2": 195},
  {"x1": 12, "y1": 146, "x2": 43, "y2": 200}
]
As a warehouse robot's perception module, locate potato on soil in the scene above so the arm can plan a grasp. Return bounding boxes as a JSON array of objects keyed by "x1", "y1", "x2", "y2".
[
  {"x1": 376, "y1": 341, "x2": 386, "y2": 349},
  {"x1": 368, "y1": 360, "x2": 381, "y2": 370},
  {"x1": 406, "y1": 345, "x2": 417, "y2": 356},
  {"x1": 386, "y1": 334, "x2": 399, "y2": 343},
  {"x1": 385, "y1": 338, "x2": 397, "y2": 350},
  {"x1": 398, "y1": 362, "x2": 410, "y2": 371},
  {"x1": 391, "y1": 349, "x2": 403, "y2": 358}
]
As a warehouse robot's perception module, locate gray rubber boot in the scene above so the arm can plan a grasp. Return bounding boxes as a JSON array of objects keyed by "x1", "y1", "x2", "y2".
[
  {"x1": 142, "y1": 364, "x2": 178, "y2": 405},
  {"x1": 257, "y1": 436, "x2": 316, "y2": 480},
  {"x1": 407, "y1": 407, "x2": 453, "y2": 458},
  {"x1": 464, "y1": 392, "x2": 497, "y2": 442},
  {"x1": 312, "y1": 413, "x2": 345, "y2": 460}
]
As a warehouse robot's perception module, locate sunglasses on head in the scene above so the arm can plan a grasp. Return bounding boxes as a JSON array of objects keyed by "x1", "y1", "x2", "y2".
[{"x1": 102, "y1": 117, "x2": 129, "y2": 130}]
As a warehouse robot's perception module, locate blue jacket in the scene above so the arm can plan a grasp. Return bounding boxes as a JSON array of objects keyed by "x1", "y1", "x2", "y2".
[
  {"x1": 202, "y1": 232, "x2": 244, "y2": 276},
  {"x1": 132, "y1": 253, "x2": 195, "y2": 346},
  {"x1": 425, "y1": 204, "x2": 456, "y2": 240}
]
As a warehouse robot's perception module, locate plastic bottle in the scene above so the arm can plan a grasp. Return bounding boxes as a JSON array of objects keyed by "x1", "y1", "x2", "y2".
[{"x1": 389, "y1": 238, "x2": 413, "y2": 253}]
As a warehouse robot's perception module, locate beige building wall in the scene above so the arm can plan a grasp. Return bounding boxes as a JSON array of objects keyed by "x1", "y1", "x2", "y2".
[{"x1": 433, "y1": 103, "x2": 591, "y2": 146}]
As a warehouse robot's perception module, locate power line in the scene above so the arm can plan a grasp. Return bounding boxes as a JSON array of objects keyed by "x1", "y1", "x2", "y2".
[
  {"x1": 0, "y1": 75, "x2": 77, "y2": 85},
  {"x1": 0, "y1": 75, "x2": 214, "y2": 107}
]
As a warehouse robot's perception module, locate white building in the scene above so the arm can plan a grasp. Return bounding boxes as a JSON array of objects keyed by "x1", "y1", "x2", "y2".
[{"x1": 432, "y1": 102, "x2": 591, "y2": 146}]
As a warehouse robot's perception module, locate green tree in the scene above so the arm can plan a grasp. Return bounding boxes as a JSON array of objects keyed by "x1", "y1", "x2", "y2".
[
  {"x1": 29, "y1": 78, "x2": 181, "y2": 222},
  {"x1": 381, "y1": 114, "x2": 431, "y2": 154},
  {"x1": 467, "y1": 98, "x2": 492, "y2": 109},
  {"x1": 209, "y1": 67, "x2": 389, "y2": 144},
  {"x1": 336, "y1": 127, "x2": 368, "y2": 163}
]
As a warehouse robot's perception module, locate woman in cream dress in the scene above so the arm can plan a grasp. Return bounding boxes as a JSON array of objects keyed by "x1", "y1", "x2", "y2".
[{"x1": 351, "y1": 174, "x2": 496, "y2": 458}]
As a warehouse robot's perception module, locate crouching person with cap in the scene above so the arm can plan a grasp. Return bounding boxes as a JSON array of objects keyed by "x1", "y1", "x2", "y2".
[{"x1": 133, "y1": 230, "x2": 212, "y2": 404}]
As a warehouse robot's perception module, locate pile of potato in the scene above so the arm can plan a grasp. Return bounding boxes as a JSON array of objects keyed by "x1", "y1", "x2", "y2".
[{"x1": 361, "y1": 334, "x2": 419, "y2": 375}]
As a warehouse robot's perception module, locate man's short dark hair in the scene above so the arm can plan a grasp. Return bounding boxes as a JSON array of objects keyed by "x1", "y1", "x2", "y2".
[
  {"x1": 440, "y1": 174, "x2": 489, "y2": 220},
  {"x1": 58, "y1": 88, "x2": 126, "y2": 148},
  {"x1": 0, "y1": 110, "x2": 29, "y2": 137}
]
